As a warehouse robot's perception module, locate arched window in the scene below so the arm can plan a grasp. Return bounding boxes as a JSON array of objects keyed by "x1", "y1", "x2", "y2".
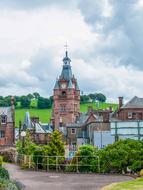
[
  {"x1": 62, "y1": 91, "x2": 66, "y2": 96},
  {"x1": 1, "y1": 115, "x2": 7, "y2": 124}
]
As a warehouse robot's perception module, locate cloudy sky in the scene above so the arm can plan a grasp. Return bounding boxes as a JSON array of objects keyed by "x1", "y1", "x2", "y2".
[{"x1": 0, "y1": 0, "x2": 143, "y2": 102}]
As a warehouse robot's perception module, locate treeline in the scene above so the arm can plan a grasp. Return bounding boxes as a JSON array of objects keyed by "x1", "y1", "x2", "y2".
[
  {"x1": 0, "y1": 92, "x2": 53, "y2": 109},
  {"x1": 80, "y1": 93, "x2": 106, "y2": 104},
  {"x1": 0, "y1": 92, "x2": 106, "y2": 109}
]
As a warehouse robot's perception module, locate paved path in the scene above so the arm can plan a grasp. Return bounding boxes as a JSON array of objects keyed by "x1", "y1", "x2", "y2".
[{"x1": 5, "y1": 164, "x2": 133, "y2": 190}]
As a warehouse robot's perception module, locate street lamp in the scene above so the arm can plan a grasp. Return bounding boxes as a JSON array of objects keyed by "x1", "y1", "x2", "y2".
[{"x1": 21, "y1": 131, "x2": 26, "y2": 148}]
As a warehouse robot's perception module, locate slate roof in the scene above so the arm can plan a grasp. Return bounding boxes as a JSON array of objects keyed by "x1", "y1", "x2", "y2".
[
  {"x1": 54, "y1": 80, "x2": 59, "y2": 89},
  {"x1": 0, "y1": 107, "x2": 13, "y2": 122},
  {"x1": 68, "y1": 79, "x2": 73, "y2": 89},
  {"x1": 122, "y1": 96, "x2": 143, "y2": 109},
  {"x1": 60, "y1": 51, "x2": 73, "y2": 81},
  {"x1": 22, "y1": 111, "x2": 53, "y2": 134},
  {"x1": 75, "y1": 82, "x2": 80, "y2": 90}
]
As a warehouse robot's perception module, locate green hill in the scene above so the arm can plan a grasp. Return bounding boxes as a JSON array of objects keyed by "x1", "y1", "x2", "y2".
[{"x1": 15, "y1": 102, "x2": 118, "y2": 127}]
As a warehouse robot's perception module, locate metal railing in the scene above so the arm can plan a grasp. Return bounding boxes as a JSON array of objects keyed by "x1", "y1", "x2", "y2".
[{"x1": 17, "y1": 154, "x2": 100, "y2": 173}]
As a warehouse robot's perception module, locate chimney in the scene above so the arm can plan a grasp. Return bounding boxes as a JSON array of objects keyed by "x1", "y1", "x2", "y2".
[
  {"x1": 11, "y1": 96, "x2": 15, "y2": 143},
  {"x1": 118, "y1": 97, "x2": 123, "y2": 109},
  {"x1": 109, "y1": 106, "x2": 112, "y2": 112}
]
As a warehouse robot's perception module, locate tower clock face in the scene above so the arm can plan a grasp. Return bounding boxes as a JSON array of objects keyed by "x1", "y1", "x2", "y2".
[{"x1": 61, "y1": 83, "x2": 66, "y2": 89}]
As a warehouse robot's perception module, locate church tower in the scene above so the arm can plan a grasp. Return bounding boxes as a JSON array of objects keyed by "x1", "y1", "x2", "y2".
[{"x1": 53, "y1": 50, "x2": 80, "y2": 129}]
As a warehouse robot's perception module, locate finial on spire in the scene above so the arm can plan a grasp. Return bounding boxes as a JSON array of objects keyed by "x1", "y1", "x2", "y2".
[{"x1": 64, "y1": 42, "x2": 68, "y2": 57}]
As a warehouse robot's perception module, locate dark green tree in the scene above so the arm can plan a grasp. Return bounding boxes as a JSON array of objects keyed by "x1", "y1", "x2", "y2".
[
  {"x1": 95, "y1": 93, "x2": 106, "y2": 102},
  {"x1": 20, "y1": 96, "x2": 31, "y2": 108},
  {"x1": 33, "y1": 92, "x2": 40, "y2": 99},
  {"x1": 37, "y1": 97, "x2": 51, "y2": 109}
]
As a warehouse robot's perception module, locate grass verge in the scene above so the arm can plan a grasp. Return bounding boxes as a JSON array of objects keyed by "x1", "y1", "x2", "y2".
[{"x1": 102, "y1": 178, "x2": 143, "y2": 190}]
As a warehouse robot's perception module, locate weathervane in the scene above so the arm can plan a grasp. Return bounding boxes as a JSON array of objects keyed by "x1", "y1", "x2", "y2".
[{"x1": 64, "y1": 42, "x2": 68, "y2": 51}]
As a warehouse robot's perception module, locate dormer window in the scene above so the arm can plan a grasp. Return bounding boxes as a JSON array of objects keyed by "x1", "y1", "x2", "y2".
[{"x1": 1, "y1": 115, "x2": 7, "y2": 124}]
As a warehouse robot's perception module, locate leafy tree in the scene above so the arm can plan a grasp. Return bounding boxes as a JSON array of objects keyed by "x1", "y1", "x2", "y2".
[
  {"x1": 20, "y1": 96, "x2": 31, "y2": 108},
  {"x1": 80, "y1": 95, "x2": 90, "y2": 103},
  {"x1": 49, "y1": 96, "x2": 53, "y2": 106},
  {"x1": 16, "y1": 131, "x2": 38, "y2": 155},
  {"x1": 99, "y1": 139, "x2": 143, "y2": 173},
  {"x1": 48, "y1": 130, "x2": 65, "y2": 156},
  {"x1": 27, "y1": 94, "x2": 34, "y2": 100},
  {"x1": 95, "y1": 93, "x2": 106, "y2": 102},
  {"x1": 37, "y1": 97, "x2": 51, "y2": 109},
  {"x1": 89, "y1": 93, "x2": 97, "y2": 102},
  {"x1": 33, "y1": 92, "x2": 40, "y2": 99},
  {"x1": 67, "y1": 145, "x2": 98, "y2": 172}
]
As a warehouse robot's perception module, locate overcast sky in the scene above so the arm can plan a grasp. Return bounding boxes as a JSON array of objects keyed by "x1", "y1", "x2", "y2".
[{"x1": 0, "y1": 0, "x2": 143, "y2": 102}]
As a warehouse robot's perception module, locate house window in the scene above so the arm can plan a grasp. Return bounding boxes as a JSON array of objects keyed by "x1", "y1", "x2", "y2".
[
  {"x1": 59, "y1": 104, "x2": 66, "y2": 112},
  {"x1": 1, "y1": 115, "x2": 7, "y2": 124},
  {"x1": 0, "y1": 131, "x2": 5, "y2": 138},
  {"x1": 128, "y1": 112, "x2": 132, "y2": 119},
  {"x1": 71, "y1": 128, "x2": 76, "y2": 134}
]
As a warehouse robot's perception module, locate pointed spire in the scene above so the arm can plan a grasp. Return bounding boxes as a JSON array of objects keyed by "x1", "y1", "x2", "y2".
[
  {"x1": 75, "y1": 82, "x2": 80, "y2": 90},
  {"x1": 63, "y1": 44, "x2": 71, "y2": 65},
  {"x1": 54, "y1": 79, "x2": 59, "y2": 89},
  {"x1": 68, "y1": 79, "x2": 73, "y2": 89}
]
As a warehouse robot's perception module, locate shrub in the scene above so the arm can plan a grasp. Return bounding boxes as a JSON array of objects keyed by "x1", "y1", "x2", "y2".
[
  {"x1": 140, "y1": 169, "x2": 143, "y2": 177},
  {"x1": 0, "y1": 167, "x2": 9, "y2": 180},
  {"x1": 0, "y1": 156, "x2": 3, "y2": 167},
  {"x1": 4, "y1": 181, "x2": 18, "y2": 190},
  {"x1": 0, "y1": 179, "x2": 23, "y2": 190}
]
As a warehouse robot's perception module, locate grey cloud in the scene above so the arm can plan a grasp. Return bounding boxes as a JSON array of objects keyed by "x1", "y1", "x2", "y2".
[
  {"x1": 78, "y1": 0, "x2": 143, "y2": 69},
  {"x1": 27, "y1": 48, "x2": 62, "y2": 95},
  {"x1": 0, "y1": 0, "x2": 73, "y2": 10}
]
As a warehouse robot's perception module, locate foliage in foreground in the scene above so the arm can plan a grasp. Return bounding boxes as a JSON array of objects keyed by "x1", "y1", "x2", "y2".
[
  {"x1": 16, "y1": 130, "x2": 65, "y2": 170},
  {"x1": 102, "y1": 178, "x2": 143, "y2": 190},
  {"x1": 0, "y1": 167, "x2": 22, "y2": 190},
  {"x1": 17, "y1": 132, "x2": 143, "y2": 174},
  {"x1": 99, "y1": 139, "x2": 143, "y2": 173},
  {"x1": 67, "y1": 139, "x2": 143, "y2": 174},
  {"x1": 66, "y1": 145, "x2": 99, "y2": 172}
]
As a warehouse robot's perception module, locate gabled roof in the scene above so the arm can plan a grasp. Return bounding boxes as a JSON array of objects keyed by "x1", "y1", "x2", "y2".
[
  {"x1": 0, "y1": 107, "x2": 13, "y2": 122},
  {"x1": 122, "y1": 96, "x2": 143, "y2": 109},
  {"x1": 22, "y1": 112, "x2": 53, "y2": 134}
]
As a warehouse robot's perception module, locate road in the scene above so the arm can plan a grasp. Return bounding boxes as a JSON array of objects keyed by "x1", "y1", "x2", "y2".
[{"x1": 5, "y1": 164, "x2": 133, "y2": 190}]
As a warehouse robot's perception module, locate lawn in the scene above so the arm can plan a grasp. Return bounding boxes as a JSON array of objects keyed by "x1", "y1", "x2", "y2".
[
  {"x1": 15, "y1": 102, "x2": 118, "y2": 127},
  {"x1": 102, "y1": 178, "x2": 143, "y2": 190},
  {"x1": 80, "y1": 102, "x2": 118, "y2": 112},
  {"x1": 15, "y1": 109, "x2": 52, "y2": 127}
]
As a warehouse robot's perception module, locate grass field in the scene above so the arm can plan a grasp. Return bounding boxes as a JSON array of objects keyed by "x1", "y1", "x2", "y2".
[
  {"x1": 15, "y1": 102, "x2": 118, "y2": 127},
  {"x1": 102, "y1": 178, "x2": 143, "y2": 190},
  {"x1": 15, "y1": 109, "x2": 52, "y2": 127}
]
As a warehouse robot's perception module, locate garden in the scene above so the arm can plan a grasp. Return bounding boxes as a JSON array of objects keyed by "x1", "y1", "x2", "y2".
[
  {"x1": 16, "y1": 130, "x2": 143, "y2": 175},
  {"x1": 0, "y1": 156, "x2": 23, "y2": 190}
]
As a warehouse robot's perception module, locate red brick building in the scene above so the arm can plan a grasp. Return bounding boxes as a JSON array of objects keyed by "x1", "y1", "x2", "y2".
[
  {"x1": 116, "y1": 96, "x2": 143, "y2": 120},
  {"x1": 53, "y1": 51, "x2": 80, "y2": 129},
  {"x1": 20, "y1": 112, "x2": 53, "y2": 145},
  {"x1": 0, "y1": 97, "x2": 15, "y2": 146}
]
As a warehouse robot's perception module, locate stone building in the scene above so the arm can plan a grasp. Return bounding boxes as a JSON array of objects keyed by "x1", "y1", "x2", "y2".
[
  {"x1": 116, "y1": 96, "x2": 143, "y2": 120},
  {"x1": 52, "y1": 50, "x2": 114, "y2": 151},
  {"x1": 53, "y1": 50, "x2": 80, "y2": 129},
  {"x1": 0, "y1": 97, "x2": 15, "y2": 146},
  {"x1": 111, "y1": 96, "x2": 143, "y2": 140},
  {"x1": 66, "y1": 108, "x2": 113, "y2": 149},
  {"x1": 20, "y1": 112, "x2": 53, "y2": 144}
]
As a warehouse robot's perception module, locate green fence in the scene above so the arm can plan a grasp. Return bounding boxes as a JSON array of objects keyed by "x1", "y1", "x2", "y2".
[{"x1": 17, "y1": 154, "x2": 100, "y2": 173}]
